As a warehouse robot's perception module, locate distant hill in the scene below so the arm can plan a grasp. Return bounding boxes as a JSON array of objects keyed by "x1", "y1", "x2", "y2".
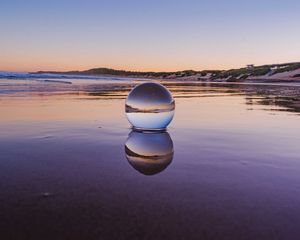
[
  {"x1": 33, "y1": 62, "x2": 300, "y2": 82},
  {"x1": 34, "y1": 68, "x2": 214, "y2": 78}
]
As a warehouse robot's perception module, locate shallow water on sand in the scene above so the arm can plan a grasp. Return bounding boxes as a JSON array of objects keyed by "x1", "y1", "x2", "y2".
[{"x1": 0, "y1": 79, "x2": 300, "y2": 240}]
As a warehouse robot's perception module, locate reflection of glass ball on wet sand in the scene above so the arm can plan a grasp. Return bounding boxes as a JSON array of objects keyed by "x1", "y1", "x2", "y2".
[
  {"x1": 125, "y1": 82, "x2": 175, "y2": 130},
  {"x1": 125, "y1": 130, "x2": 174, "y2": 175}
]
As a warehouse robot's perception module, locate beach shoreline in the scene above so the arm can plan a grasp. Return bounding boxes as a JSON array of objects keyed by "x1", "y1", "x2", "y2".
[{"x1": 1, "y1": 77, "x2": 300, "y2": 240}]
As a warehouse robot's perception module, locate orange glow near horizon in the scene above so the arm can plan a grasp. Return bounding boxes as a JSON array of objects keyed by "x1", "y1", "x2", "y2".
[
  {"x1": 0, "y1": 54, "x2": 234, "y2": 72},
  {"x1": 0, "y1": 64, "x2": 231, "y2": 72},
  {"x1": 1, "y1": 48, "x2": 299, "y2": 73},
  {"x1": 2, "y1": 58, "x2": 298, "y2": 73}
]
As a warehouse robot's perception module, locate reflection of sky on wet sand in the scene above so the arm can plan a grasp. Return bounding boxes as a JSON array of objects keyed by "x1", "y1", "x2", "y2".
[
  {"x1": 1, "y1": 79, "x2": 300, "y2": 239},
  {"x1": 2, "y1": 79, "x2": 299, "y2": 113}
]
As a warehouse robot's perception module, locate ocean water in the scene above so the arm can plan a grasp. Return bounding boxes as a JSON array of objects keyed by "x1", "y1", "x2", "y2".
[
  {"x1": 0, "y1": 75, "x2": 300, "y2": 240},
  {"x1": 0, "y1": 71, "x2": 135, "y2": 81}
]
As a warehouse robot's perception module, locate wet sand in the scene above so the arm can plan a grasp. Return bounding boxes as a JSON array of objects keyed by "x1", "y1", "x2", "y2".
[{"x1": 0, "y1": 78, "x2": 300, "y2": 240}]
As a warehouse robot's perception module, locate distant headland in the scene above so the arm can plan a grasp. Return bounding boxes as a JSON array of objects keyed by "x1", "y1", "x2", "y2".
[{"x1": 33, "y1": 62, "x2": 300, "y2": 82}]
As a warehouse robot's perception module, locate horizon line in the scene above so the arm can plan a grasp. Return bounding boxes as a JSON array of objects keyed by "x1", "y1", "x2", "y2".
[{"x1": 1, "y1": 61, "x2": 300, "y2": 74}]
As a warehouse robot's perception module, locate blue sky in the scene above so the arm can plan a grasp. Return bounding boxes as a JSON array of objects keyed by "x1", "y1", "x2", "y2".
[{"x1": 1, "y1": 0, "x2": 300, "y2": 71}]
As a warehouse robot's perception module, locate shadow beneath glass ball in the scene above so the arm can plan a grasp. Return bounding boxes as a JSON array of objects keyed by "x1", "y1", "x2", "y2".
[{"x1": 124, "y1": 130, "x2": 174, "y2": 175}]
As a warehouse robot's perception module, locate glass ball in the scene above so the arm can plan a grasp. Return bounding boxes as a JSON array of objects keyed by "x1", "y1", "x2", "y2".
[
  {"x1": 125, "y1": 82, "x2": 175, "y2": 130},
  {"x1": 125, "y1": 130, "x2": 174, "y2": 175}
]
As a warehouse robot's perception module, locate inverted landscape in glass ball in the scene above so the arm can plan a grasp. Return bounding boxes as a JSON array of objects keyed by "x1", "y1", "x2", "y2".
[
  {"x1": 125, "y1": 130, "x2": 174, "y2": 175},
  {"x1": 125, "y1": 82, "x2": 175, "y2": 130}
]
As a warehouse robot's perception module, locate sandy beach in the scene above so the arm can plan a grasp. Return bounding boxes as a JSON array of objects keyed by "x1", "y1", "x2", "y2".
[{"x1": 1, "y1": 77, "x2": 300, "y2": 239}]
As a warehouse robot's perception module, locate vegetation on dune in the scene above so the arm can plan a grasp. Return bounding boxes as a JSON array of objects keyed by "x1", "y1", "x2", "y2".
[
  {"x1": 36, "y1": 68, "x2": 199, "y2": 78},
  {"x1": 273, "y1": 63, "x2": 300, "y2": 74},
  {"x1": 34, "y1": 62, "x2": 300, "y2": 81},
  {"x1": 211, "y1": 62, "x2": 300, "y2": 81}
]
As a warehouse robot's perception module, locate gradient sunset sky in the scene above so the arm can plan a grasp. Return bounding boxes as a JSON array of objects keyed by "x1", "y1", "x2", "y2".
[{"x1": 1, "y1": 0, "x2": 300, "y2": 72}]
